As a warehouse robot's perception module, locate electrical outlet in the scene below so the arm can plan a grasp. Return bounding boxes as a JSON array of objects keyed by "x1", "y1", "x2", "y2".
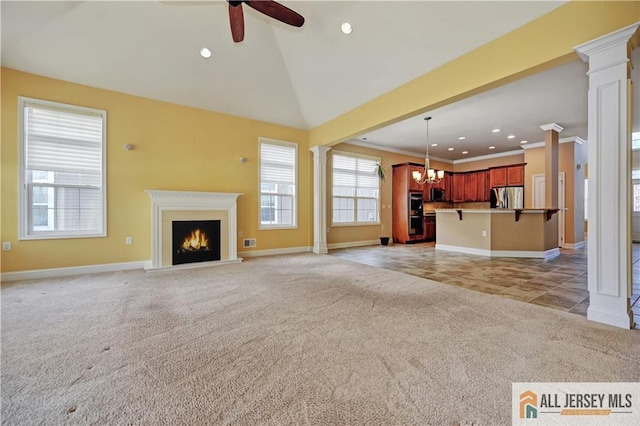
[
  {"x1": 2, "y1": 242, "x2": 11, "y2": 251},
  {"x1": 238, "y1": 231, "x2": 243, "y2": 237},
  {"x1": 482, "y1": 230, "x2": 487, "y2": 237},
  {"x1": 125, "y1": 236, "x2": 133, "y2": 245}
]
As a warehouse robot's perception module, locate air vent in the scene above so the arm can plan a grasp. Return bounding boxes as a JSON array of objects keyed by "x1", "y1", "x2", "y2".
[{"x1": 243, "y1": 238, "x2": 256, "y2": 248}]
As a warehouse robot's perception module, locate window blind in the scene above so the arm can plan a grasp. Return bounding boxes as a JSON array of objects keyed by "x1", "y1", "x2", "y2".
[
  {"x1": 332, "y1": 152, "x2": 379, "y2": 224},
  {"x1": 25, "y1": 103, "x2": 103, "y2": 176},
  {"x1": 259, "y1": 140, "x2": 297, "y2": 228}
]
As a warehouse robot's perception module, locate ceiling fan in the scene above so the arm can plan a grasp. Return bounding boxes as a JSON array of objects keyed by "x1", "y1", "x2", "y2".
[{"x1": 227, "y1": 0, "x2": 304, "y2": 43}]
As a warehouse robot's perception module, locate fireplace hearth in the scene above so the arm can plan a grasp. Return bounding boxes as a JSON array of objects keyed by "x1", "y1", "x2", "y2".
[{"x1": 172, "y1": 220, "x2": 221, "y2": 265}]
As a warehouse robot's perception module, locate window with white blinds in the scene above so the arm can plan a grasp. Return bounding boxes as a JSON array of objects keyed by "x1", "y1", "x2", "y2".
[
  {"x1": 19, "y1": 97, "x2": 106, "y2": 239},
  {"x1": 259, "y1": 138, "x2": 297, "y2": 229},
  {"x1": 332, "y1": 151, "x2": 380, "y2": 225}
]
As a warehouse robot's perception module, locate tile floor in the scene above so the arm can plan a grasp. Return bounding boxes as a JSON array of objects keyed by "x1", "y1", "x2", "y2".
[{"x1": 331, "y1": 243, "x2": 640, "y2": 324}]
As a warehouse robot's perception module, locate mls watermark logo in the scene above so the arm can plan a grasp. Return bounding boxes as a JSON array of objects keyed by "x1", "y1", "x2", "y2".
[
  {"x1": 512, "y1": 382, "x2": 640, "y2": 425},
  {"x1": 519, "y1": 390, "x2": 537, "y2": 419}
]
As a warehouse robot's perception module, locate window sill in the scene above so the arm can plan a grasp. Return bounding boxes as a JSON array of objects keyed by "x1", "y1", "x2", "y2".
[
  {"x1": 19, "y1": 232, "x2": 107, "y2": 241},
  {"x1": 259, "y1": 225, "x2": 298, "y2": 231}
]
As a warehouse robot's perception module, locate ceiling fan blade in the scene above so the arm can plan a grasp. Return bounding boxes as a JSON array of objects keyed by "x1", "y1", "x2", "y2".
[
  {"x1": 228, "y1": 3, "x2": 245, "y2": 43},
  {"x1": 245, "y1": 0, "x2": 304, "y2": 27}
]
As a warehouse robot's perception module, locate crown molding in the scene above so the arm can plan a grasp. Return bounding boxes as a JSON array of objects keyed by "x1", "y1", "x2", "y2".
[
  {"x1": 539, "y1": 123, "x2": 564, "y2": 133},
  {"x1": 520, "y1": 136, "x2": 587, "y2": 150},
  {"x1": 574, "y1": 22, "x2": 640, "y2": 63},
  {"x1": 344, "y1": 140, "x2": 423, "y2": 159},
  {"x1": 452, "y1": 150, "x2": 523, "y2": 164}
]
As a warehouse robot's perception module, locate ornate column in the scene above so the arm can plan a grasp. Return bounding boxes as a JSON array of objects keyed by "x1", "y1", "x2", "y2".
[
  {"x1": 574, "y1": 22, "x2": 639, "y2": 329},
  {"x1": 309, "y1": 146, "x2": 331, "y2": 254},
  {"x1": 539, "y1": 123, "x2": 563, "y2": 210}
]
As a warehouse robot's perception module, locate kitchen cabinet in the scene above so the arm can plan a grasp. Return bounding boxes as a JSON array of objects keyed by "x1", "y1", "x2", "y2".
[
  {"x1": 464, "y1": 172, "x2": 477, "y2": 201},
  {"x1": 452, "y1": 173, "x2": 465, "y2": 202},
  {"x1": 423, "y1": 215, "x2": 436, "y2": 241},
  {"x1": 475, "y1": 170, "x2": 489, "y2": 202},
  {"x1": 392, "y1": 163, "x2": 425, "y2": 244},
  {"x1": 408, "y1": 164, "x2": 424, "y2": 192},
  {"x1": 489, "y1": 164, "x2": 525, "y2": 188},
  {"x1": 490, "y1": 168, "x2": 507, "y2": 188},
  {"x1": 506, "y1": 165, "x2": 524, "y2": 186},
  {"x1": 484, "y1": 170, "x2": 491, "y2": 201}
]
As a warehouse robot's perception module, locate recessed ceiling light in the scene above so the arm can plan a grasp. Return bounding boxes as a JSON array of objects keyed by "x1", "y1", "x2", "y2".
[
  {"x1": 341, "y1": 22, "x2": 353, "y2": 35},
  {"x1": 458, "y1": 136, "x2": 466, "y2": 140},
  {"x1": 431, "y1": 143, "x2": 438, "y2": 147},
  {"x1": 520, "y1": 140, "x2": 528, "y2": 144},
  {"x1": 462, "y1": 151, "x2": 468, "y2": 154},
  {"x1": 488, "y1": 146, "x2": 496, "y2": 149},
  {"x1": 200, "y1": 47, "x2": 212, "y2": 59},
  {"x1": 507, "y1": 135, "x2": 515, "y2": 139},
  {"x1": 448, "y1": 147, "x2": 454, "y2": 151},
  {"x1": 492, "y1": 129, "x2": 500, "y2": 133}
]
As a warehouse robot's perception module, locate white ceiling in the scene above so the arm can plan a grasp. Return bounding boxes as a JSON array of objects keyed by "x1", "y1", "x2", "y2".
[{"x1": 2, "y1": 1, "x2": 637, "y2": 161}]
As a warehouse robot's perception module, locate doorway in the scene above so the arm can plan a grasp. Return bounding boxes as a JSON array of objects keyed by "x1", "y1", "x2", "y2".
[
  {"x1": 632, "y1": 180, "x2": 640, "y2": 242},
  {"x1": 532, "y1": 172, "x2": 566, "y2": 247}
]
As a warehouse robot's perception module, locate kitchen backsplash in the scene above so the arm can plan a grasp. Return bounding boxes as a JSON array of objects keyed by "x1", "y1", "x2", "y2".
[{"x1": 424, "y1": 201, "x2": 490, "y2": 211}]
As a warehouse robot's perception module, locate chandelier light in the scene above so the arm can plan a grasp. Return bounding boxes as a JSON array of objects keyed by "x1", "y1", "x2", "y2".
[{"x1": 413, "y1": 116, "x2": 445, "y2": 185}]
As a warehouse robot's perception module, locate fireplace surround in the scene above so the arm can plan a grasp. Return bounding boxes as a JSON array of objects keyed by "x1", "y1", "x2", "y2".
[{"x1": 145, "y1": 190, "x2": 242, "y2": 270}]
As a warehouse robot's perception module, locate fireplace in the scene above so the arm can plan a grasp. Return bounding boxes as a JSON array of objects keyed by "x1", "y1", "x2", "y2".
[
  {"x1": 145, "y1": 190, "x2": 242, "y2": 270},
  {"x1": 172, "y1": 220, "x2": 221, "y2": 265}
]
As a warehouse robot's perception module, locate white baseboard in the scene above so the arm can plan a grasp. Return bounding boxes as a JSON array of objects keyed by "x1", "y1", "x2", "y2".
[
  {"x1": 238, "y1": 246, "x2": 311, "y2": 258},
  {"x1": 435, "y1": 244, "x2": 491, "y2": 257},
  {"x1": 1, "y1": 261, "x2": 147, "y2": 282},
  {"x1": 436, "y1": 244, "x2": 560, "y2": 259},
  {"x1": 587, "y1": 306, "x2": 633, "y2": 329},
  {"x1": 563, "y1": 241, "x2": 586, "y2": 249},
  {"x1": 328, "y1": 239, "x2": 381, "y2": 250}
]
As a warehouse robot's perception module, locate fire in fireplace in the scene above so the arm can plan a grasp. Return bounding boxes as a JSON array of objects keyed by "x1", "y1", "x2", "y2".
[{"x1": 172, "y1": 220, "x2": 221, "y2": 265}]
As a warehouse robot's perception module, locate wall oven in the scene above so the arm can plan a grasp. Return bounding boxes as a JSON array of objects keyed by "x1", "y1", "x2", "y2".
[{"x1": 408, "y1": 193, "x2": 424, "y2": 236}]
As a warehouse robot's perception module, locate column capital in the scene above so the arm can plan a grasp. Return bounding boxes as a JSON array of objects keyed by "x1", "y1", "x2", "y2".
[
  {"x1": 309, "y1": 145, "x2": 331, "y2": 158},
  {"x1": 574, "y1": 22, "x2": 639, "y2": 64},
  {"x1": 539, "y1": 123, "x2": 564, "y2": 133}
]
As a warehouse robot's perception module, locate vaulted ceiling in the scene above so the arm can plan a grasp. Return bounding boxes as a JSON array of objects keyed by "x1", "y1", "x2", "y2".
[{"x1": 3, "y1": 1, "x2": 636, "y2": 160}]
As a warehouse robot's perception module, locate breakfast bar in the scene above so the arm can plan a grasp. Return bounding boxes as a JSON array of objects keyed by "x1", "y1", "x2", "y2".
[{"x1": 434, "y1": 209, "x2": 560, "y2": 259}]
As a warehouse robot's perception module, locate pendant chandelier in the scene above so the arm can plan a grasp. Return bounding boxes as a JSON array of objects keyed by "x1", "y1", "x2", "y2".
[{"x1": 412, "y1": 116, "x2": 444, "y2": 185}]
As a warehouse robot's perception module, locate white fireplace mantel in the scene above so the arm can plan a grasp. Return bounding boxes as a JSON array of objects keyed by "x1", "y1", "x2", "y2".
[{"x1": 145, "y1": 190, "x2": 243, "y2": 270}]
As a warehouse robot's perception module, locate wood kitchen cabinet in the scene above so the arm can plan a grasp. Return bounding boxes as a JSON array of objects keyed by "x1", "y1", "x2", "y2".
[
  {"x1": 464, "y1": 172, "x2": 477, "y2": 201},
  {"x1": 489, "y1": 167, "x2": 507, "y2": 188},
  {"x1": 392, "y1": 163, "x2": 425, "y2": 244},
  {"x1": 506, "y1": 165, "x2": 524, "y2": 186},
  {"x1": 476, "y1": 170, "x2": 488, "y2": 202},
  {"x1": 423, "y1": 215, "x2": 436, "y2": 241},
  {"x1": 452, "y1": 173, "x2": 465, "y2": 202},
  {"x1": 489, "y1": 164, "x2": 525, "y2": 187}
]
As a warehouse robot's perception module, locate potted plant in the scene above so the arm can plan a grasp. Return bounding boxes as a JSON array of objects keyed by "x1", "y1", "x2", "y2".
[
  {"x1": 380, "y1": 224, "x2": 390, "y2": 246},
  {"x1": 374, "y1": 161, "x2": 386, "y2": 182}
]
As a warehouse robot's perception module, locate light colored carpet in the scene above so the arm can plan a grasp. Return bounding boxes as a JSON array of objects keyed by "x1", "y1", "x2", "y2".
[{"x1": 2, "y1": 253, "x2": 639, "y2": 425}]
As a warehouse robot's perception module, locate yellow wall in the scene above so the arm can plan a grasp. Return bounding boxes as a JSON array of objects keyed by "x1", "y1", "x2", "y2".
[
  {"x1": 453, "y1": 154, "x2": 524, "y2": 173},
  {"x1": 1, "y1": 68, "x2": 309, "y2": 273},
  {"x1": 309, "y1": 1, "x2": 638, "y2": 147}
]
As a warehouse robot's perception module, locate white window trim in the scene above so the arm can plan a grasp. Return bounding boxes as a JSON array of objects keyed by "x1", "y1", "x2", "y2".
[
  {"x1": 331, "y1": 150, "x2": 381, "y2": 226},
  {"x1": 18, "y1": 96, "x2": 107, "y2": 240},
  {"x1": 258, "y1": 137, "x2": 298, "y2": 230}
]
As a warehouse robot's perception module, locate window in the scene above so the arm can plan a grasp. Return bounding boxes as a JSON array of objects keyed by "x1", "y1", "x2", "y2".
[
  {"x1": 259, "y1": 138, "x2": 297, "y2": 229},
  {"x1": 19, "y1": 97, "x2": 106, "y2": 239},
  {"x1": 332, "y1": 151, "x2": 380, "y2": 225}
]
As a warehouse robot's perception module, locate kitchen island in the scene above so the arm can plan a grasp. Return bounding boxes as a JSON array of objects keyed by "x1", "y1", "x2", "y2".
[{"x1": 434, "y1": 209, "x2": 559, "y2": 259}]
